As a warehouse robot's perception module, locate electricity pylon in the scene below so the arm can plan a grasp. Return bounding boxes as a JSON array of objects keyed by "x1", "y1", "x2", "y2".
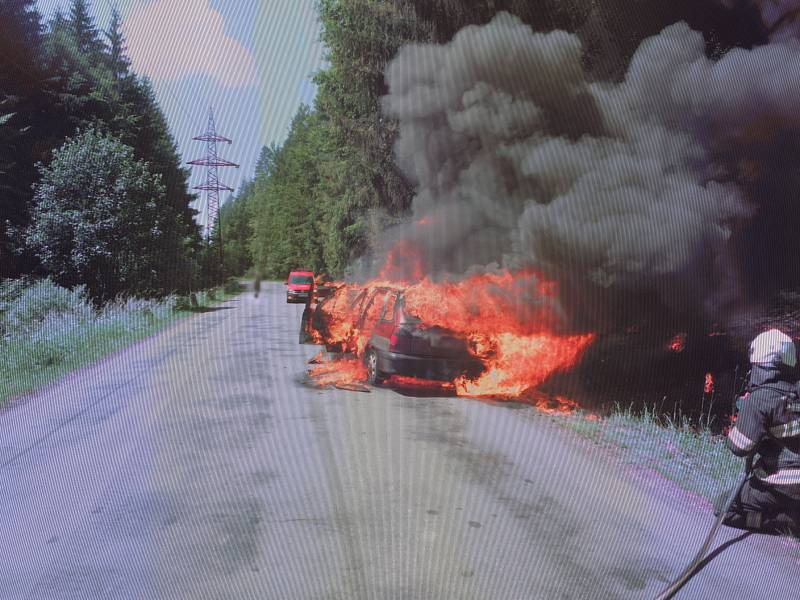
[{"x1": 188, "y1": 107, "x2": 239, "y2": 263}]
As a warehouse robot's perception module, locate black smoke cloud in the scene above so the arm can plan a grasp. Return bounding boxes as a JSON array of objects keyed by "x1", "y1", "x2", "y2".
[
  {"x1": 721, "y1": 0, "x2": 800, "y2": 40},
  {"x1": 380, "y1": 12, "x2": 800, "y2": 333}
]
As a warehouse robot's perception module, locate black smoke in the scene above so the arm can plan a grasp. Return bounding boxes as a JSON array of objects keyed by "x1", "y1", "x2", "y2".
[{"x1": 379, "y1": 12, "x2": 800, "y2": 339}]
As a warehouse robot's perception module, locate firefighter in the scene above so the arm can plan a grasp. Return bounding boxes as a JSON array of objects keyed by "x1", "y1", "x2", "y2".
[{"x1": 717, "y1": 329, "x2": 800, "y2": 535}]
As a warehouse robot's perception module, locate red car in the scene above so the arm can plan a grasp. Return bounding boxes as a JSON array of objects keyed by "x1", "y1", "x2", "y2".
[{"x1": 286, "y1": 271, "x2": 315, "y2": 303}]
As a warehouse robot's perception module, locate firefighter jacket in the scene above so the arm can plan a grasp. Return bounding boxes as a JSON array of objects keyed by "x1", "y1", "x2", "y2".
[{"x1": 727, "y1": 365, "x2": 800, "y2": 486}]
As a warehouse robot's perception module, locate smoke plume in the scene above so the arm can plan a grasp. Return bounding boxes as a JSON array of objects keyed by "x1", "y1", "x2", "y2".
[
  {"x1": 380, "y1": 12, "x2": 800, "y2": 333},
  {"x1": 722, "y1": 0, "x2": 800, "y2": 40}
]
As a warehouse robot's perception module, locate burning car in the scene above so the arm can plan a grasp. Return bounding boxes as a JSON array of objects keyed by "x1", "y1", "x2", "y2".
[
  {"x1": 313, "y1": 273, "x2": 336, "y2": 301},
  {"x1": 303, "y1": 270, "x2": 594, "y2": 397},
  {"x1": 305, "y1": 285, "x2": 484, "y2": 384},
  {"x1": 360, "y1": 288, "x2": 485, "y2": 385}
]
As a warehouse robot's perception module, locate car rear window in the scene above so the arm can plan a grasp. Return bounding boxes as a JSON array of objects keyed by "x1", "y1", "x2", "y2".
[
  {"x1": 289, "y1": 275, "x2": 314, "y2": 284},
  {"x1": 381, "y1": 293, "x2": 398, "y2": 322},
  {"x1": 396, "y1": 296, "x2": 420, "y2": 323}
]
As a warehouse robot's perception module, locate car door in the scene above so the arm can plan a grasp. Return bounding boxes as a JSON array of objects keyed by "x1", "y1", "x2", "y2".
[{"x1": 370, "y1": 291, "x2": 399, "y2": 353}]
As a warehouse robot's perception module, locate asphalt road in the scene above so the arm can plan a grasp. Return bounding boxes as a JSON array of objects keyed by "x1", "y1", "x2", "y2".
[{"x1": 1, "y1": 282, "x2": 798, "y2": 599}]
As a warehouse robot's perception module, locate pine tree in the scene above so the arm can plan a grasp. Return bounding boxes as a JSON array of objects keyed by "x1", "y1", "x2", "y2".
[
  {"x1": 105, "y1": 7, "x2": 129, "y2": 81},
  {"x1": 69, "y1": 0, "x2": 102, "y2": 55},
  {"x1": 255, "y1": 143, "x2": 279, "y2": 177},
  {"x1": 0, "y1": 0, "x2": 51, "y2": 277},
  {"x1": 120, "y1": 79, "x2": 200, "y2": 244}
]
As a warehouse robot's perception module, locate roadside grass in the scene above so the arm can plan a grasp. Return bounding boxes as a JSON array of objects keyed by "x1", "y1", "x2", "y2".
[
  {"x1": 0, "y1": 279, "x2": 241, "y2": 407},
  {"x1": 554, "y1": 404, "x2": 741, "y2": 503}
]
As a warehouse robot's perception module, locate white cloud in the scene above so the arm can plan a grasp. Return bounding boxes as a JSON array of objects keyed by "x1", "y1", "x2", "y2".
[{"x1": 123, "y1": 0, "x2": 257, "y2": 87}]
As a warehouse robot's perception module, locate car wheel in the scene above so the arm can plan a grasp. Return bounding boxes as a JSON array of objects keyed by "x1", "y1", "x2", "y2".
[{"x1": 366, "y1": 348, "x2": 385, "y2": 385}]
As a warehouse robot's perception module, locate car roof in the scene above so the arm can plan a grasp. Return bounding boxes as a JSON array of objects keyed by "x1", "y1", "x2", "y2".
[{"x1": 289, "y1": 271, "x2": 314, "y2": 276}]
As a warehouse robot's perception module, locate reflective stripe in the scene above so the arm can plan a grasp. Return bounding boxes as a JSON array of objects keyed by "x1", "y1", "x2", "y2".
[
  {"x1": 728, "y1": 426, "x2": 757, "y2": 452},
  {"x1": 757, "y1": 469, "x2": 800, "y2": 485},
  {"x1": 770, "y1": 419, "x2": 800, "y2": 439}
]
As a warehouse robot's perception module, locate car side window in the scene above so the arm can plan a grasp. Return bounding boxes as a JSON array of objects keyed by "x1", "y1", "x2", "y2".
[
  {"x1": 360, "y1": 290, "x2": 387, "y2": 329},
  {"x1": 350, "y1": 289, "x2": 368, "y2": 314},
  {"x1": 380, "y1": 293, "x2": 398, "y2": 322}
]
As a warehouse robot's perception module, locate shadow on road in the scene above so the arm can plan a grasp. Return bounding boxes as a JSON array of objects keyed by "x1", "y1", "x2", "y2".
[
  {"x1": 179, "y1": 305, "x2": 235, "y2": 314},
  {"x1": 385, "y1": 382, "x2": 457, "y2": 398}
]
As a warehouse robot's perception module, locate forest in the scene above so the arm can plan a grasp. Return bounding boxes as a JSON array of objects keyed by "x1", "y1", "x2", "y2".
[{"x1": 1, "y1": 0, "x2": 207, "y2": 301}]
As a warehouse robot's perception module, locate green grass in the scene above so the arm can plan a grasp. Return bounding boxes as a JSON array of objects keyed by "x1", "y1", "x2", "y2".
[
  {"x1": 554, "y1": 404, "x2": 742, "y2": 502},
  {"x1": 0, "y1": 281, "x2": 240, "y2": 406}
]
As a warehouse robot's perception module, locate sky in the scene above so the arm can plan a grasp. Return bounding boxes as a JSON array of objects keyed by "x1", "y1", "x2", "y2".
[{"x1": 36, "y1": 0, "x2": 326, "y2": 228}]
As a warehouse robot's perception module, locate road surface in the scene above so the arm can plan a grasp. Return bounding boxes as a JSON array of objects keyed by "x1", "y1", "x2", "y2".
[{"x1": 1, "y1": 282, "x2": 798, "y2": 599}]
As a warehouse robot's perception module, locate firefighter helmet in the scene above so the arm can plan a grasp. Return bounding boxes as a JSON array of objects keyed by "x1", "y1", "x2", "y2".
[{"x1": 749, "y1": 329, "x2": 797, "y2": 368}]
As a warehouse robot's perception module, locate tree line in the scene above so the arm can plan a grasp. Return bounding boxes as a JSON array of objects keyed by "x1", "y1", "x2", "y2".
[
  {"x1": 1, "y1": 1, "x2": 766, "y2": 293},
  {"x1": 1, "y1": 0, "x2": 207, "y2": 302},
  {"x1": 222, "y1": 0, "x2": 769, "y2": 281}
]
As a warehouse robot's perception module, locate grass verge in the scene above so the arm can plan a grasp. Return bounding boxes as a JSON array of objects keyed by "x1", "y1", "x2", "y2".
[
  {"x1": 553, "y1": 404, "x2": 741, "y2": 504},
  {"x1": 0, "y1": 279, "x2": 242, "y2": 407}
]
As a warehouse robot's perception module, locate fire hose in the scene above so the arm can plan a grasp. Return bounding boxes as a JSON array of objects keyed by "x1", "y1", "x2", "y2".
[{"x1": 654, "y1": 455, "x2": 753, "y2": 600}]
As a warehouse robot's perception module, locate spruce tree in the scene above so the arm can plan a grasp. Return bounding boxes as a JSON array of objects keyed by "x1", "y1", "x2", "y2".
[
  {"x1": 69, "y1": 0, "x2": 102, "y2": 55},
  {"x1": 0, "y1": 0, "x2": 50, "y2": 277},
  {"x1": 105, "y1": 8, "x2": 130, "y2": 81}
]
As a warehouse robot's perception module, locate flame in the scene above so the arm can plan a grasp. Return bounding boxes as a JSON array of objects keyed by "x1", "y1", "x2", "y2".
[
  {"x1": 389, "y1": 375, "x2": 454, "y2": 391},
  {"x1": 306, "y1": 238, "x2": 594, "y2": 402},
  {"x1": 668, "y1": 332, "x2": 687, "y2": 352},
  {"x1": 378, "y1": 240, "x2": 425, "y2": 283},
  {"x1": 307, "y1": 259, "x2": 594, "y2": 401},
  {"x1": 704, "y1": 372, "x2": 715, "y2": 395},
  {"x1": 454, "y1": 332, "x2": 593, "y2": 398},
  {"x1": 532, "y1": 394, "x2": 580, "y2": 414},
  {"x1": 309, "y1": 357, "x2": 366, "y2": 387},
  {"x1": 398, "y1": 270, "x2": 592, "y2": 398}
]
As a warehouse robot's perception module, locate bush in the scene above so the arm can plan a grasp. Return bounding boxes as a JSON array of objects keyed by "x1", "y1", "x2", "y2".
[
  {"x1": 224, "y1": 278, "x2": 244, "y2": 294},
  {"x1": 0, "y1": 278, "x2": 181, "y2": 404},
  {"x1": 26, "y1": 337, "x2": 67, "y2": 368},
  {"x1": 25, "y1": 129, "x2": 192, "y2": 301},
  {"x1": 174, "y1": 295, "x2": 194, "y2": 311},
  {"x1": 0, "y1": 277, "x2": 242, "y2": 404},
  {"x1": 0, "y1": 279, "x2": 92, "y2": 338}
]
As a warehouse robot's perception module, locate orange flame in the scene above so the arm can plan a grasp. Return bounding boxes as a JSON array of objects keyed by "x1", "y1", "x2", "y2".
[
  {"x1": 309, "y1": 357, "x2": 367, "y2": 387},
  {"x1": 669, "y1": 332, "x2": 687, "y2": 352},
  {"x1": 307, "y1": 238, "x2": 594, "y2": 402},
  {"x1": 308, "y1": 277, "x2": 592, "y2": 400},
  {"x1": 378, "y1": 240, "x2": 425, "y2": 283},
  {"x1": 454, "y1": 332, "x2": 593, "y2": 398},
  {"x1": 704, "y1": 372, "x2": 714, "y2": 395},
  {"x1": 398, "y1": 270, "x2": 592, "y2": 398}
]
